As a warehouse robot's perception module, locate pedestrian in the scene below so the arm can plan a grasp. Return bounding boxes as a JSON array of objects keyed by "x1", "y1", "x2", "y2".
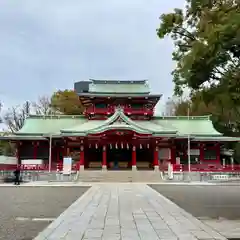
[{"x1": 13, "y1": 166, "x2": 21, "y2": 185}]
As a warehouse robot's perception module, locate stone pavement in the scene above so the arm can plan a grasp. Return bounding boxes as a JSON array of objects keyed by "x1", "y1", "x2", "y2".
[{"x1": 34, "y1": 184, "x2": 227, "y2": 240}]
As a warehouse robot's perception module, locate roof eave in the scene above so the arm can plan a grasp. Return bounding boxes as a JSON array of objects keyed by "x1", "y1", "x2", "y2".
[
  {"x1": 0, "y1": 135, "x2": 47, "y2": 140},
  {"x1": 78, "y1": 93, "x2": 162, "y2": 98}
]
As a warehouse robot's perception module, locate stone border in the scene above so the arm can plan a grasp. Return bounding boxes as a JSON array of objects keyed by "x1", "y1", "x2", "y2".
[{"x1": 34, "y1": 185, "x2": 97, "y2": 239}]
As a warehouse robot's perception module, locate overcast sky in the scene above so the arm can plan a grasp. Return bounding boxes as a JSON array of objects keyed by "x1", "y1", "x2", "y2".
[{"x1": 0, "y1": 0, "x2": 185, "y2": 113}]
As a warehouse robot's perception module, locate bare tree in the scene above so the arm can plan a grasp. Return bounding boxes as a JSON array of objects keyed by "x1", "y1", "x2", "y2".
[
  {"x1": 32, "y1": 95, "x2": 53, "y2": 115},
  {"x1": 0, "y1": 101, "x2": 2, "y2": 123},
  {"x1": 4, "y1": 101, "x2": 30, "y2": 133}
]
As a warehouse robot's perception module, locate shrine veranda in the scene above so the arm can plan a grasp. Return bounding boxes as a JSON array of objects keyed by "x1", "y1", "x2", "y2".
[{"x1": 2, "y1": 79, "x2": 240, "y2": 171}]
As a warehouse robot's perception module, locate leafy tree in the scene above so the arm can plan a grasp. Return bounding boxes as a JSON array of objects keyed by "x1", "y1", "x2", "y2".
[
  {"x1": 51, "y1": 90, "x2": 84, "y2": 115},
  {"x1": 0, "y1": 139, "x2": 15, "y2": 156},
  {"x1": 157, "y1": 0, "x2": 240, "y2": 134}
]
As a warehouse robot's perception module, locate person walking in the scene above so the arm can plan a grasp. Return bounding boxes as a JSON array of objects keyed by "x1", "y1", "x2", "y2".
[{"x1": 13, "y1": 166, "x2": 21, "y2": 185}]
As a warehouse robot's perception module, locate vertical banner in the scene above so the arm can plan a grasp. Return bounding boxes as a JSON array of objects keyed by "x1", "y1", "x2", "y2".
[{"x1": 63, "y1": 157, "x2": 72, "y2": 175}]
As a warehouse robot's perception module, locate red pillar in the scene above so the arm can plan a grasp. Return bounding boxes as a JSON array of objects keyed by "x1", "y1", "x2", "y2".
[
  {"x1": 216, "y1": 143, "x2": 221, "y2": 164},
  {"x1": 199, "y1": 143, "x2": 204, "y2": 164},
  {"x1": 102, "y1": 145, "x2": 107, "y2": 169},
  {"x1": 79, "y1": 145, "x2": 84, "y2": 170},
  {"x1": 132, "y1": 146, "x2": 137, "y2": 169},
  {"x1": 153, "y1": 146, "x2": 159, "y2": 170},
  {"x1": 33, "y1": 142, "x2": 38, "y2": 159},
  {"x1": 170, "y1": 146, "x2": 176, "y2": 164}
]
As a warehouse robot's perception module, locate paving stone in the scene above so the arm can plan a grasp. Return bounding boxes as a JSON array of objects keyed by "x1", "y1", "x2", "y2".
[
  {"x1": 83, "y1": 229, "x2": 103, "y2": 238},
  {"x1": 33, "y1": 184, "x2": 227, "y2": 240}
]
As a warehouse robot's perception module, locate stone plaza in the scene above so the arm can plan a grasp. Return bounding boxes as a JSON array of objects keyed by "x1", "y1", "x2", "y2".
[{"x1": 34, "y1": 183, "x2": 228, "y2": 240}]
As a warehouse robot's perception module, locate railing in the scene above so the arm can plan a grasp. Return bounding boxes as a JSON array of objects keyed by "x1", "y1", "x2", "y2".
[
  {"x1": 85, "y1": 107, "x2": 114, "y2": 115},
  {"x1": 0, "y1": 163, "x2": 80, "y2": 171},
  {"x1": 85, "y1": 106, "x2": 154, "y2": 116},
  {"x1": 172, "y1": 164, "x2": 240, "y2": 172},
  {"x1": 124, "y1": 107, "x2": 154, "y2": 115}
]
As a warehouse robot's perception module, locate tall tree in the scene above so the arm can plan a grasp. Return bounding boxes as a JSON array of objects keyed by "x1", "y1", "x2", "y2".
[
  {"x1": 51, "y1": 90, "x2": 84, "y2": 115},
  {"x1": 157, "y1": 0, "x2": 240, "y2": 134}
]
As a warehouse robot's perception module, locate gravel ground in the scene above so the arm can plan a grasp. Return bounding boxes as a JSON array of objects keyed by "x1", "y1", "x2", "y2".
[
  {"x1": 149, "y1": 184, "x2": 240, "y2": 220},
  {"x1": 0, "y1": 186, "x2": 89, "y2": 240}
]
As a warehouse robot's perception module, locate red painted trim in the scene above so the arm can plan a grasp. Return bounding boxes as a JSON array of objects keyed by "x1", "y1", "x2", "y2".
[{"x1": 88, "y1": 129, "x2": 151, "y2": 137}]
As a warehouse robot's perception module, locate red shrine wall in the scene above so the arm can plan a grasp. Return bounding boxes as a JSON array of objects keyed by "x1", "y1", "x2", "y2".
[{"x1": 15, "y1": 139, "x2": 222, "y2": 168}]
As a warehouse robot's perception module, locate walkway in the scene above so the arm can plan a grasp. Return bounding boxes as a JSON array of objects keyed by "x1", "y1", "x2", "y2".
[{"x1": 35, "y1": 184, "x2": 227, "y2": 240}]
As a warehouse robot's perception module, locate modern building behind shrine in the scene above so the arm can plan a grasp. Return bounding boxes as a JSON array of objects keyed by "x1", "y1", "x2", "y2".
[{"x1": 2, "y1": 79, "x2": 240, "y2": 170}]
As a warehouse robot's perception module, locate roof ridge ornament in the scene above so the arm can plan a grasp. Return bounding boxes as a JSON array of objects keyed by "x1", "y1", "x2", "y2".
[{"x1": 115, "y1": 106, "x2": 124, "y2": 112}]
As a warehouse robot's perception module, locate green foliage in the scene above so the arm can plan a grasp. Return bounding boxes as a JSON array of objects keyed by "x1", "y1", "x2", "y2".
[
  {"x1": 51, "y1": 90, "x2": 84, "y2": 115},
  {"x1": 0, "y1": 141, "x2": 15, "y2": 156},
  {"x1": 158, "y1": 0, "x2": 240, "y2": 95},
  {"x1": 158, "y1": 0, "x2": 240, "y2": 135}
]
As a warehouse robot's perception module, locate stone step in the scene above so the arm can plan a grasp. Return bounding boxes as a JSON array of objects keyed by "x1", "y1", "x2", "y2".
[{"x1": 77, "y1": 170, "x2": 163, "y2": 182}]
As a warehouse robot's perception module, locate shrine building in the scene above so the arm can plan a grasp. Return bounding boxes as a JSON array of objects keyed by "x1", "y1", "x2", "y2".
[{"x1": 3, "y1": 79, "x2": 240, "y2": 171}]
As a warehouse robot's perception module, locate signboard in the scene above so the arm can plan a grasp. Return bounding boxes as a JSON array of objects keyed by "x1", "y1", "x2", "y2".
[
  {"x1": 63, "y1": 157, "x2": 72, "y2": 175},
  {"x1": 21, "y1": 159, "x2": 43, "y2": 165},
  {"x1": 189, "y1": 149, "x2": 200, "y2": 156},
  {"x1": 158, "y1": 148, "x2": 171, "y2": 160}
]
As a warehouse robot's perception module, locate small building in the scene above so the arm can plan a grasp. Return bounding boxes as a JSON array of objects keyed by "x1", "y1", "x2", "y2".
[{"x1": 2, "y1": 79, "x2": 240, "y2": 171}]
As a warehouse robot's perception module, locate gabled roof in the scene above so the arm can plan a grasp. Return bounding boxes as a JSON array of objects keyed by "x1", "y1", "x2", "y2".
[
  {"x1": 6, "y1": 112, "x2": 238, "y2": 142},
  {"x1": 61, "y1": 107, "x2": 177, "y2": 136}
]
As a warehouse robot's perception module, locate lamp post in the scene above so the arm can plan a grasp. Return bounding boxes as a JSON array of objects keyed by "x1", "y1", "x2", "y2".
[
  {"x1": 48, "y1": 134, "x2": 52, "y2": 172},
  {"x1": 187, "y1": 105, "x2": 191, "y2": 173},
  {"x1": 48, "y1": 109, "x2": 53, "y2": 172}
]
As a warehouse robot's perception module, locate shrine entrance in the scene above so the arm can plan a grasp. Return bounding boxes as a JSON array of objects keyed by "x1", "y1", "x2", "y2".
[{"x1": 107, "y1": 147, "x2": 132, "y2": 170}]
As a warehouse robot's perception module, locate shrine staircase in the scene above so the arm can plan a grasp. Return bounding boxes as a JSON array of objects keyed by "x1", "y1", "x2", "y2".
[{"x1": 77, "y1": 170, "x2": 163, "y2": 182}]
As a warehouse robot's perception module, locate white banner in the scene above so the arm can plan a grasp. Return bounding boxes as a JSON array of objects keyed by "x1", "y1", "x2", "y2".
[{"x1": 63, "y1": 157, "x2": 72, "y2": 175}]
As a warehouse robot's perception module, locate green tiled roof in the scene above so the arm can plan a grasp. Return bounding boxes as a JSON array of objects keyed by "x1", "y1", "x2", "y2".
[
  {"x1": 0, "y1": 135, "x2": 47, "y2": 140},
  {"x1": 192, "y1": 136, "x2": 240, "y2": 141},
  {"x1": 152, "y1": 115, "x2": 222, "y2": 136},
  {"x1": 10, "y1": 111, "x2": 239, "y2": 143},
  {"x1": 61, "y1": 120, "x2": 104, "y2": 135},
  {"x1": 88, "y1": 79, "x2": 150, "y2": 94},
  {"x1": 62, "y1": 108, "x2": 177, "y2": 136},
  {"x1": 16, "y1": 115, "x2": 87, "y2": 135}
]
